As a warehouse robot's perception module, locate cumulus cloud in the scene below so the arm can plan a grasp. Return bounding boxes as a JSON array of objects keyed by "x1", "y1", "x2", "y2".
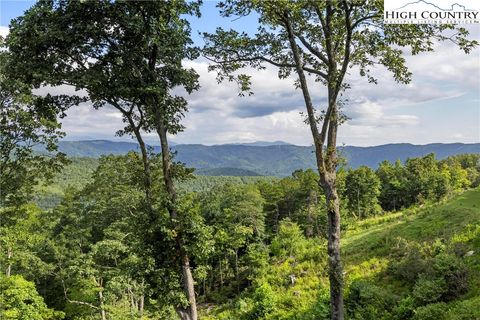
[
  {"x1": 346, "y1": 100, "x2": 419, "y2": 127},
  {"x1": 183, "y1": 60, "x2": 313, "y2": 119},
  {"x1": 4, "y1": 24, "x2": 477, "y2": 146}
]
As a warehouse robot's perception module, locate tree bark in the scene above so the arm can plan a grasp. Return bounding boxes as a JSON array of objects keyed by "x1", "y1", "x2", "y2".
[
  {"x1": 154, "y1": 109, "x2": 197, "y2": 320},
  {"x1": 283, "y1": 10, "x2": 345, "y2": 320},
  {"x1": 139, "y1": 279, "x2": 144, "y2": 317},
  {"x1": 6, "y1": 247, "x2": 12, "y2": 277},
  {"x1": 99, "y1": 292, "x2": 106, "y2": 320},
  {"x1": 139, "y1": 295, "x2": 144, "y2": 317},
  {"x1": 131, "y1": 123, "x2": 153, "y2": 207},
  {"x1": 321, "y1": 174, "x2": 344, "y2": 320},
  {"x1": 96, "y1": 278, "x2": 107, "y2": 320}
]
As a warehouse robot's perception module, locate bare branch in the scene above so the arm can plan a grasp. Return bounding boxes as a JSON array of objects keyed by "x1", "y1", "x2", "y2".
[
  {"x1": 205, "y1": 55, "x2": 328, "y2": 79},
  {"x1": 62, "y1": 279, "x2": 100, "y2": 311},
  {"x1": 352, "y1": 14, "x2": 381, "y2": 29},
  {"x1": 295, "y1": 34, "x2": 329, "y2": 66}
]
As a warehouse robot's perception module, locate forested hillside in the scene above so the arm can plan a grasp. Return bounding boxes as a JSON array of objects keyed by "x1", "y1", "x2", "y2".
[
  {"x1": 203, "y1": 188, "x2": 480, "y2": 319},
  {"x1": 3, "y1": 151, "x2": 480, "y2": 319},
  {"x1": 37, "y1": 140, "x2": 480, "y2": 176},
  {"x1": 33, "y1": 157, "x2": 277, "y2": 209}
]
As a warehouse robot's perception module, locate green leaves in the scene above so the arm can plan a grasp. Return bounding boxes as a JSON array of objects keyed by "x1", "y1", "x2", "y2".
[
  {"x1": 6, "y1": 0, "x2": 201, "y2": 138},
  {"x1": 344, "y1": 166, "x2": 382, "y2": 218},
  {"x1": 0, "y1": 275, "x2": 64, "y2": 320},
  {"x1": 0, "y1": 54, "x2": 77, "y2": 206}
]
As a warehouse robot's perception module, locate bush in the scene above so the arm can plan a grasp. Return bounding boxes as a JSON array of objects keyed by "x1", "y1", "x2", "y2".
[
  {"x1": 432, "y1": 253, "x2": 469, "y2": 301},
  {"x1": 388, "y1": 239, "x2": 469, "y2": 304},
  {"x1": 392, "y1": 296, "x2": 415, "y2": 320},
  {"x1": 270, "y1": 220, "x2": 326, "y2": 263},
  {"x1": 413, "y1": 302, "x2": 448, "y2": 320},
  {"x1": 412, "y1": 276, "x2": 446, "y2": 306},
  {"x1": 445, "y1": 296, "x2": 480, "y2": 320},
  {"x1": 248, "y1": 283, "x2": 277, "y2": 319},
  {"x1": 346, "y1": 280, "x2": 395, "y2": 320},
  {"x1": 388, "y1": 240, "x2": 430, "y2": 283}
]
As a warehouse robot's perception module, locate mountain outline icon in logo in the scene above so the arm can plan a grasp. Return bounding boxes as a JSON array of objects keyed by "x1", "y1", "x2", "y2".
[{"x1": 394, "y1": 0, "x2": 476, "y2": 11}]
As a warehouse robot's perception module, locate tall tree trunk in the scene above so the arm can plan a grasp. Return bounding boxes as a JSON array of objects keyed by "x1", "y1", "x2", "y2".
[
  {"x1": 284, "y1": 12, "x2": 344, "y2": 320},
  {"x1": 321, "y1": 174, "x2": 344, "y2": 320},
  {"x1": 139, "y1": 279, "x2": 144, "y2": 317},
  {"x1": 132, "y1": 125, "x2": 153, "y2": 207},
  {"x1": 154, "y1": 110, "x2": 197, "y2": 320},
  {"x1": 323, "y1": 75, "x2": 345, "y2": 318},
  {"x1": 119, "y1": 108, "x2": 153, "y2": 209},
  {"x1": 139, "y1": 295, "x2": 144, "y2": 317},
  {"x1": 6, "y1": 247, "x2": 12, "y2": 277}
]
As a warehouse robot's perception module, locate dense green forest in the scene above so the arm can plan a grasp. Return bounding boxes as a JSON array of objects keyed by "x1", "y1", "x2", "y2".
[
  {"x1": 32, "y1": 157, "x2": 278, "y2": 209},
  {"x1": 1, "y1": 1, "x2": 479, "y2": 320},
  {"x1": 2, "y1": 151, "x2": 480, "y2": 319}
]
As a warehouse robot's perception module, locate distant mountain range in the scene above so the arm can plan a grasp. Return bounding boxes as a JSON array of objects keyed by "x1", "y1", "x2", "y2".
[
  {"x1": 224, "y1": 141, "x2": 293, "y2": 147},
  {"x1": 42, "y1": 140, "x2": 480, "y2": 176}
]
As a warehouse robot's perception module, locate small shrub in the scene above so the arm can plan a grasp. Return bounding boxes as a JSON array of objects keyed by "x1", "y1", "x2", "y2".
[
  {"x1": 248, "y1": 283, "x2": 276, "y2": 319},
  {"x1": 392, "y1": 296, "x2": 415, "y2": 320},
  {"x1": 388, "y1": 240, "x2": 430, "y2": 283},
  {"x1": 413, "y1": 302, "x2": 448, "y2": 320},
  {"x1": 432, "y1": 253, "x2": 469, "y2": 300},
  {"x1": 445, "y1": 296, "x2": 480, "y2": 320},
  {"x1": 412, "y1": 276, "x2": 446, "y2": 306},
  {"x1": 346, "y1": 280, "x2": 395, "y2": 320}
]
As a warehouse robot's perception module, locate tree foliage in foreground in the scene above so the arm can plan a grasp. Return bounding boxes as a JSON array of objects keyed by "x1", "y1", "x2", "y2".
[
  {"x1": 0, "y1": 274, "x2": 64, "y2": 320},
  {"x1": 0, "y1": 51, "x2": 80, "y2": 206},
  {"x1": 6, "y1": 1, "x2": 202, "y2": 318}
]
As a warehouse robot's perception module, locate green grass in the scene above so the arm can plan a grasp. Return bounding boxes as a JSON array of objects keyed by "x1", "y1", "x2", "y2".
[
  {"x1": 343, "y1": 189, "x2": 480, "y2": 265},
  {"x1": 203, "y1": 188, "x2": 480, "y2": 319}
]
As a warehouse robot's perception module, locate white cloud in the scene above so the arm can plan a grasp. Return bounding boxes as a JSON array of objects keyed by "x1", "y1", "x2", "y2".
[
  {"x1": 0, "y1": 26, "x2": 9, "y2": 38},
  {"x1": 14, "y1": 31, "x2": 479, "y2": 146},
  {"x1": 347, "y1": 100, "x2": 419, "y2": 127}
]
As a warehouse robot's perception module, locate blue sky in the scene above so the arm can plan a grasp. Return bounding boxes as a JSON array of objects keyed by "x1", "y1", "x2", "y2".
[{"x1": 1, "y1": 0, "x2": 479, "y2": 146}]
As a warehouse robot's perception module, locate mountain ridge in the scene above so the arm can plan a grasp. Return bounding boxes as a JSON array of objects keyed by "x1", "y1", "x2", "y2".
[{"x1": 39, "y1": 140, "x2": 480, "y2": 176}]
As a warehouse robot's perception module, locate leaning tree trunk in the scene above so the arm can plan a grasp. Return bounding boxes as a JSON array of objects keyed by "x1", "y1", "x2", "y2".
[
  {"x1": 154, "y1": 109, "x2": 197, "y2": 320},
  {"x1": 131, "y1": 125, "x2": 153, "y2": 207},
  {"x1": 115, "y1": 104, "x2": 153, "y2": 210},
  {"x1": 284, "y1": 12, "x2": 345, "y2": 320}
]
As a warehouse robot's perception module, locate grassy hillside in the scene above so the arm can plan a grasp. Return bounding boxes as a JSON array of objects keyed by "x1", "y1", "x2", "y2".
[
  {"x1": 343, "y1": 189, "x2": 480, "y2": 263},
  {"x1": 203, "y1": 189, "x2": 480, "y2": 319}
]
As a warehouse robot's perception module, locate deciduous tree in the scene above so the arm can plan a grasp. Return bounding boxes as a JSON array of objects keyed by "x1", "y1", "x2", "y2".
[
  {"x1": 203, "y1": 1, "x2": 477, "y2": 317},
  {"x1": 6, "y1": 1, "x2": 202, "y2": 318}
]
